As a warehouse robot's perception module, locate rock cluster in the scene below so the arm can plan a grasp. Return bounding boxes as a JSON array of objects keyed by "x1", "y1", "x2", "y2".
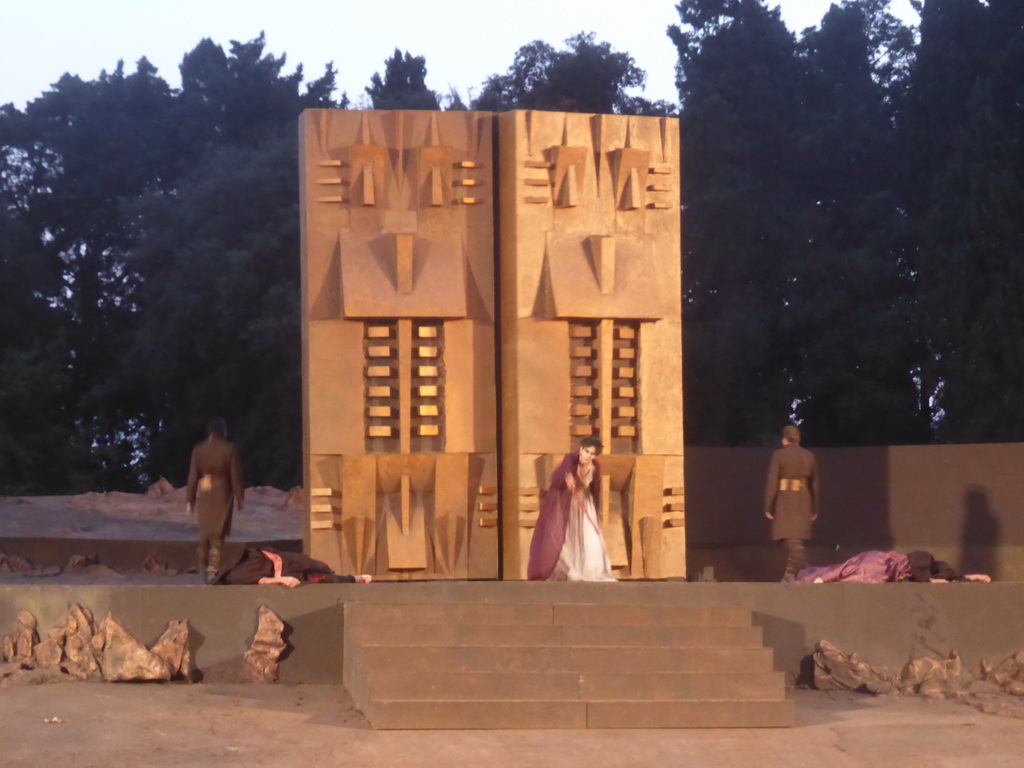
[
  {"x1": 813, "y1": 638, "x2": 1024, "y2": 699},
  {"x1": 0, "y1": 604, "x2": 192, "y2": 683}
]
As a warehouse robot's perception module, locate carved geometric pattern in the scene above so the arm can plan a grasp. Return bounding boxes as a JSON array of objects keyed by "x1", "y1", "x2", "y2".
[
  {"x1": 455, "y1": 159, "x2": 487, "y2": 205},
  {"x1": 365, "y1": 322, "x2": 399, "y2": 452},
  {"x1": 569, "y1": 321, "x2": 599, "y2": 438},
  {"x1": 646, "y1": 163, "x2": 676, "y2": 210},
  {"x1": 663, "y1": 485, "x2": 685, "y2": 526},
  {"x1": 412, "y1": 322, "x2": 444, "y2": 452},
  {"x1": 611, "y1": 322, "x2": 640, "y2": 453},
  {"x1": 310, "y1": 487, "x2": 343, "y2": 531}
]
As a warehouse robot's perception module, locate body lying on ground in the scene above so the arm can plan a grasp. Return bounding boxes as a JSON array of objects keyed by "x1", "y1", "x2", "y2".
[
  {"x1": 795, "y1": 550, "x2": 991, "y2": 584},
  {"x1": 211, "y1": 547, "x2": 371, "y2": 587}
]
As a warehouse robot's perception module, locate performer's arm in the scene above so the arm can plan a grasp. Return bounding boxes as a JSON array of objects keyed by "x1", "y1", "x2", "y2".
[
  {"x1": 810, "y1": 456, "x2": 820, "y2": 521},
  {"x1": 185, "y1": 449, "x2": 198, "y2": 515},
  {"x1": 231, "y1": 448, "x2": 245, "y2": 511},
  {"x1": 764, "y1": 452, "x2": 780, "y2": 519}
]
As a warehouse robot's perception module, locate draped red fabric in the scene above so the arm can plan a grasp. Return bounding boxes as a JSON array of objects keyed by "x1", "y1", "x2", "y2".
[{"x1": 527, "y1": 452, "x2": 602, "y2": 581}]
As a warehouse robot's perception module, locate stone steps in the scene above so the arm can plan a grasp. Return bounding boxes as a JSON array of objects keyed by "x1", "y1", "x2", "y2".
[
  {"x1": 365, "y1": 698, "x2": 796, "y2": 729},
  {"x1": 344, "y1": 601, "x2": 795, "y2": 729},
  {"x1": 349, "y1": 622, "x2": 765, "y2": 647}
]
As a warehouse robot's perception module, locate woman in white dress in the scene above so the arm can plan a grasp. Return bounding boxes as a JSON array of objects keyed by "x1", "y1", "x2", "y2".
[{"x1": 527, "y1": 436, "x2": 616, "y2": 582}]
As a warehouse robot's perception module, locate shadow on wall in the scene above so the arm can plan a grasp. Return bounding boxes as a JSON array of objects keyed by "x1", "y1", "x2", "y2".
[{"x1": 960, "y1": 484, "x2": 1000, "y2": 581}]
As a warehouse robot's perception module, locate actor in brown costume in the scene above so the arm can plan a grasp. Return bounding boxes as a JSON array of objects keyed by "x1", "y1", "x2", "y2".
[
  {"x1": 764, "y1": 424, "x2": 819, "y2": 581},
  {"x1": 186, "y1": 418, "x2": 244, "y2": 582}
]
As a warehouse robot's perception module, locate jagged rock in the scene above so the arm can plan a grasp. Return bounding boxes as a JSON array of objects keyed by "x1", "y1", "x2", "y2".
[
  {"x1": 65, "y1": 554, "x2": 99, "y2": 572},
  {"x1": 145, "y1": 477, "x2": 175, "y2": 498},
  {"x1": 12, "y1": 611, "x2": 39, "y2": 665},
  {"x1": 982, "y1": 649, "x2": 1024, "y2": 696},
  {"x1": 813, "y1": 639, "x2": 901, "y2": 694},
  {"x1": 901, "y1": 650, "x2": 971, "y2": 697},
  {"x1": 285, "y1": 487, "x2": 303, "y2": 507},
  {"x1": 98, "y1": 614, "x2": 169, "y2": 681},
  {"x1": 149, "y1": 620, "x2": 192, "y2": 679},
  {"x1": 0, "y1": 552, "x2": 35, "y2": 572},
  {"x1": 33, "y1": 638, "x2": 64, "y2": 668},
  {"x1": 62, "y1": 604, "x2": 101, "y2": 680},
  {"x1": 242, "y1": 605, "x2": 287, "y2": 683},
  {"x1": 140, "y1": 555, "x2": 168, "y2": 573},
  {"x1": 813, "y1": 640, "x2": 974, "y2": 698},
  {"x1": 1, "y1": 604, "x2": 193, "y2": 684}
]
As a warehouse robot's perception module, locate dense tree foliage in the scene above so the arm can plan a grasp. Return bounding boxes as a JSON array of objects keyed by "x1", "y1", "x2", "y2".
[
  {"x1": 0, "y1": 35, "x2": 342, "y2": 492},
  {"x1": 472, "y1": 33, "x2": 674, "y2": 115},
  {"x1": 0, "y1": 2, "x2": 1021, "y2": 492},
  {"x1": 365, "y1": 49, "x2": 441, "y2": 110}
]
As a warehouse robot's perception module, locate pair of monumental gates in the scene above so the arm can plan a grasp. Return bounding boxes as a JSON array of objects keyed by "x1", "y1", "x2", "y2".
[{"x1": 300, "y1": 109, "x2": 684, "y2": 581}]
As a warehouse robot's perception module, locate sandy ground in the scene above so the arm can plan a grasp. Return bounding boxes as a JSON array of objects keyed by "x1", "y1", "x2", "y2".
[
  {"x1": 0, "y1": 486, "x2": 302, "y2": 542},
  {"x1": 0, "y1": 486, "x2": 302, "y2": 582},
  {"x1": 2, "y1": 685, "x2": 1024, "y2": 768}
]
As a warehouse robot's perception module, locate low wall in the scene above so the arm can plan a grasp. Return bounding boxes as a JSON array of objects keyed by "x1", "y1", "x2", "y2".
[
  {"x1": 2, "y1": 582, "x2": 1022, "y2": 685},
  {"x1": 685, "y1": 443, "x2": 1024, "y2": 581}
]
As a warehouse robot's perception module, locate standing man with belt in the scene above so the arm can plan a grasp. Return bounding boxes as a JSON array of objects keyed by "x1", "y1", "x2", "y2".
[
  {"x1": 186, "y1": 418, "x2": 244, "y2": 583},
  {"x1": 764, "y1": 424, "x2": 819, "y2": 582}
]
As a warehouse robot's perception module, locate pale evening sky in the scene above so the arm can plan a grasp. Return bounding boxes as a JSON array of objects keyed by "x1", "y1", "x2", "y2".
[{"x1": 1, "y1": 0, "x2": 918, "y2": 110}]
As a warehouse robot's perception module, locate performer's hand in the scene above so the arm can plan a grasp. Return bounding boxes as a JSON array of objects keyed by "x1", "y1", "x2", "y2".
[
  {"x1": 764, "y1": 511, "x2": 774, "y2": 520},
  {"x1": 565, "y1": 474, "x2": 575, "y2": 490},
  {"x1": 355, "y1": 574, "x2": 373, "y2": 583},
  {"x1": 186, "y1": 502, "x2": 194, "y2": 516},
  {"x1": 810, "y1": 513, "x2": 818, "y2": 521}
]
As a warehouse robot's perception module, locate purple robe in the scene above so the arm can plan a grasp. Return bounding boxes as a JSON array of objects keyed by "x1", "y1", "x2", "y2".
[
  {"x1": 796, "y1": 550, "x2": 910, "y2": 583},
  {"x1": 527, "y1": 453, "x2": 602, "y2": 581}
]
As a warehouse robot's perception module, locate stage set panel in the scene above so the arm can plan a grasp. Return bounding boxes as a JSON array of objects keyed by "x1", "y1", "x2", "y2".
[
  {"x1": 299, "y1": 110, "x2": 498, "y2": 579},
  {"x1": 498, "y1": 110, "x2": 685, "y2": 580},
  {"x1": 300, "y1": 109, "x2": 684, "y2": 580}
]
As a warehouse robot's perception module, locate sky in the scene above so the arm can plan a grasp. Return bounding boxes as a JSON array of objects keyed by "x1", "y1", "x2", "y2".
[{"x1": 1, "y1": 0, "x2": 918, "y2": 110}]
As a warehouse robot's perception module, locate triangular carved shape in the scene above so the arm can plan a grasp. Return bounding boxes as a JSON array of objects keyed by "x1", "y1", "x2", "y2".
[
  {"x1": 430, "y1": 166, "x2": 444, "y2": 207},
  {"x1": 589, "y1": 235, "x2": 616, "y2": 294},
  {"x1": 361, "y1": 164, "x2": 376, "y2": 207},
  {"x1": 559, "y1": 165, "x2": 579, "y2": 208}
]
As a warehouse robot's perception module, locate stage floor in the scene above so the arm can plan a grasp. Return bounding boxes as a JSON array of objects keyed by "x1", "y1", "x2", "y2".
[{"x1": 4, "y1": 682, "x2": 1023, "y2": 767}]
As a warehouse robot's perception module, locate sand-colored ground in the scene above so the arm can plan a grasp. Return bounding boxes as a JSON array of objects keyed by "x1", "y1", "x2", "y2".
[
  {"x1": 3, "y1": 684, "x2": 1024, "y2": 768},
  {"x1": 0, "y1": 485, "x2": 302, "y2": 543}
]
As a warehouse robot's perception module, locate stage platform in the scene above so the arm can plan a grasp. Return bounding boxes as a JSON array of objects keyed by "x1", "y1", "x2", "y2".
[{"x1": 3, "y1": 580, "x2": 1022, "y2": 728}]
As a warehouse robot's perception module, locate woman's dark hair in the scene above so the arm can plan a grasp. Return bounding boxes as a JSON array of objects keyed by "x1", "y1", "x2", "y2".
[{"x1": 580, "y1": 436, "x2": 603, "y2": 454}]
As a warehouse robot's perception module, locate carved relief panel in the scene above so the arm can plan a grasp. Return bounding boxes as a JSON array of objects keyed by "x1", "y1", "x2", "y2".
[
  {"x1": 498, "y1": 110, "x2": 685, "y2": 580},
  {"x1": 299, "y1": 110, "x2": 497, "y2": 579}
]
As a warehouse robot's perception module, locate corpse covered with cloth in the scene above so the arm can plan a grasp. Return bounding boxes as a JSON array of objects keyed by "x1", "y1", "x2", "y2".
[
  {"x1": 211, "y1": 547, "x2": 371, "y2": 587},
  {"x1": 795, "y1": 550, "x2": 991, "y2": 584}
]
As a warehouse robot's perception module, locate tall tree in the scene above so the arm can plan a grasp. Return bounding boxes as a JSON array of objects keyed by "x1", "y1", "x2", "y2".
[
  {"x1": 670, "y1": 0, "x2": 811, "y2": 444},
  {"x1": 786, "y1": 0, "x2": 928, "y2": 444},
  {"x1": 671, "y1": 0, "x2": 926, "y2": 446},
  {"x1": 913, "y1": 0, "x2": 1024, "y2": 439},
  {"x1": 0, "y1": 58, "x2": 179, "y2": 487},
  {"x1": 126, "y1": 134, "x2": 304, "y2": 489},
  {"x1": 365, "y1": 49, "x2": 440, "y2": 110},
  {"x1": 0, "y1": 34, "x2": 344, "y2": 490},
  {"x1": 472, "y1": 33, "x2": 672, "y2": 115},
  {"x1": 177, "y1": 33, "x2": 342, "y2": 160}
]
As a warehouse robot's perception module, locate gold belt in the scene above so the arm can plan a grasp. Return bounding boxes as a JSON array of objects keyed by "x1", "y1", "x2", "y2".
[
  {"x1": 779, "y1": 479, "x2": 805, "y2": 492},
  {"x1": 198, "y1": 475, "x2": 214, "y2": 492}
]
